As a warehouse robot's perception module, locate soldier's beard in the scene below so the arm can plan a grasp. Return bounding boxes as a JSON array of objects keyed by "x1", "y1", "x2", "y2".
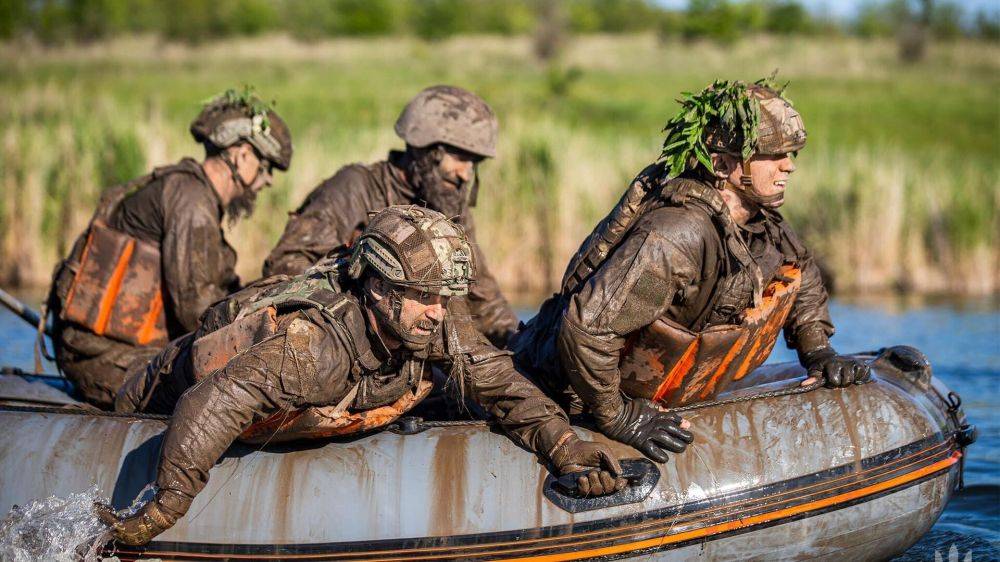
[
  {"x1": 409, "y1": 148, "x2": 471, "y2": 219},
  {"x1": 226, "y1": 188, "x2": 258, "y2": 225}
]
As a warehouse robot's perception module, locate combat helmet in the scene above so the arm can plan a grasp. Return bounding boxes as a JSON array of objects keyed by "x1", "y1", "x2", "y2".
[
  {"x1": 191, "y1": 87, "x2": 293, "y2": 170},
  {"x1": 349, "y1": 206, "x2": 475, "y2": 297},
  {"x1": 394, "y1": 85, "x2": 498, "y2": 159},
  {"x1": 660, "y1": 78, "x2": 806, "y2": 178}
]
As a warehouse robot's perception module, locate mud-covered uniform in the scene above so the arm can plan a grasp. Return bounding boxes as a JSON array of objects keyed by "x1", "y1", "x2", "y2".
[
  {"x1": 116, "y1": 263, "x2": 571, "y2": 521},
  {"x1": 49, "y1": 158, "x2": 239, "y2": 408},
  {"x1": 512, "y1": 173, "x2": 833, "y2": 421},
  {"x1": 262, "y1": 151, "x2": 518, "y2": 346}
]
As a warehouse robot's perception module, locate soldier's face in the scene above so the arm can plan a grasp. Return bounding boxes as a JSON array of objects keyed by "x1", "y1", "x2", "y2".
[
  {"x1": 437, "y1": 146, "x2": 481, "y2": 190},
  {"x1": 744, "y1": 153, "x2": 796, "y2": 208},
  {"x1": 398, "y1": 287, "x2": 449, "y2": 340}
]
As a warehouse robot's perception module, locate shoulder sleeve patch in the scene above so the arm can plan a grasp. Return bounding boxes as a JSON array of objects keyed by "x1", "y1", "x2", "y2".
[{"x1": 609, "y1": 269, "x2": 670, "y2": 335}]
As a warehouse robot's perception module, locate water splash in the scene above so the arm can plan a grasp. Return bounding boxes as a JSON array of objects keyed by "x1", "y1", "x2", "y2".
[{"x1": 0, "y1": 485, "x2": 111, "y2": 562}]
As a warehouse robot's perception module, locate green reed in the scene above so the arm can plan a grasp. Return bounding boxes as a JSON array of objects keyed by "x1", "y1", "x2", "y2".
[{"x1": 0, "y1": 34, "x2": 996, "y2": 297}]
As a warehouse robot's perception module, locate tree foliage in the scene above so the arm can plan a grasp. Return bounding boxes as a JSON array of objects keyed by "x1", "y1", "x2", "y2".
[{"x1": 0, "y1": 0, "x2": 993, "y2": 44}]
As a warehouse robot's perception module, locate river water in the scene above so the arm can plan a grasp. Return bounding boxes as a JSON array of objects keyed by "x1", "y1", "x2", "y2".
[{"x1": 0, "y1": 294, "x2": 996, "y2": 560}]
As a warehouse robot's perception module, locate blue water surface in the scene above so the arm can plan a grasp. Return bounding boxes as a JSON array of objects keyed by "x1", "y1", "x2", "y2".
[{"x1": 1, "y1": 295, "x2": 997, "y2": 559}]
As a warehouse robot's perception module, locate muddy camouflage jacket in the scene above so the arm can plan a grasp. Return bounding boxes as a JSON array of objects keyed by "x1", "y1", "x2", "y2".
[
  {"x1": 515, "y1": 175, "x2": 834, "y2": 423},
  {"x1": 262, "y1": 151, "x2": 518, "y2": 346},
  {"x1": 109, "y1": 158, "x2": 240, "y2": 335},
  {"x1": 117, "y1": 270, "x2": 571, "y2": 520}
]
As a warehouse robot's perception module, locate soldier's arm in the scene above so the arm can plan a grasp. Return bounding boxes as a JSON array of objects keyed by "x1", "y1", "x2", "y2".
[
  {"x1": 161, "y1": 183, "x2": 238, "y2": 332},
  {"x1": 557, "y1": 216, "x2": 702, "y2": 425},
  {"x1": 153, "y1": 317, "x2": 349, "y2": 522},
  {"x1": 459, "y1": 211, "x2": 520, "y2": 347},
  {"x1": 442, "y1": 306, "x2": 572, "y2": 459},
  {"x1": 778, "y1": 223, "x2": 835, "y2": 355},
  {"x1": 263, "y1": 166, "x2": 380, "y2": 277}
]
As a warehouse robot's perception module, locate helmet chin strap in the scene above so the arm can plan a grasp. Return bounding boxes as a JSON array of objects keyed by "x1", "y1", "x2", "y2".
[
  {"x1": 220, "y1": 151, "x2": 253, "y2": 193},
  {"x1": 735, "y1": 159, "x2": 784, "y2": 207}
]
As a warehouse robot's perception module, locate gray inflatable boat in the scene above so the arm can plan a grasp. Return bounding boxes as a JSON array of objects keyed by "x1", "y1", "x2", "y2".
[{"x1": 0, "y1": 346, "x2": 975, "y2": 561}]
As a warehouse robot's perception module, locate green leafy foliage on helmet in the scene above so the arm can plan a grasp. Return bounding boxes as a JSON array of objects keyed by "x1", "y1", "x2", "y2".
[
  {"x1": 348, "y1": 206, "x2": 475, "y2": 296},
  {"x1": 659, "y1": 76, "x2": 805, "y2": 177}
]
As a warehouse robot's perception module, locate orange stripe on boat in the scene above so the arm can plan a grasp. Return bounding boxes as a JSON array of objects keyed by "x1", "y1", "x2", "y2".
[{"x1": 503, "y1": 453, "x2": 960, "y2": 562}]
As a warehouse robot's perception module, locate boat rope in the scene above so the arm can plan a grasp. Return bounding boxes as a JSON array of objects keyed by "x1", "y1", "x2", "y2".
[
  {"x1": 387, "y1": 378, "x2": 828, "y2": 434},
  {"x1": 0, "y1": 375, "x2": 827, "y2": 431}
]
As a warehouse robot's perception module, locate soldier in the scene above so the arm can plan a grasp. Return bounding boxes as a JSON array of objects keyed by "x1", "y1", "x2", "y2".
[
  {"x1": 47, "y1": 88, "x2": 292, "y2": 408},
  {"x1": 511, "y1": 79, "x2": 870, "y2": 464},
  {"x1": 263, "y1": 85, "x2": 518, "y2": 347},
  {"x1": 99, "y1": 206, "x2": 623, "y2": 546}
]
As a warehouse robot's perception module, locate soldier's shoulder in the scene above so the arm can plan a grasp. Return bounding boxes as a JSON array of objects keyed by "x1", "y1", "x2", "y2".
[
  {"x1": 636, "y1": 205, "x2": 716, "y2": 237},
  {"x1": 301, "y1": 162, "x2": 379, "y2": 207}
]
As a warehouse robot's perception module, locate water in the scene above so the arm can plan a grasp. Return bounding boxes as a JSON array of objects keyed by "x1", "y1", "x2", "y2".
[
  {"x1": 0, "y1": 294, "x2": 996, "y2": 559},
  {"x1": 0, "y1": 485, "x2": 111, "y2": 561}
]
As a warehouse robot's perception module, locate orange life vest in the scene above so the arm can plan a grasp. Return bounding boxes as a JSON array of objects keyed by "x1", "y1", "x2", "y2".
[
  {"x1": 61, "y1": 220, "x2": 167, "y2": 346},
  {"x1": 619, "y1": 264, "x2": 801, "y2": 407}
]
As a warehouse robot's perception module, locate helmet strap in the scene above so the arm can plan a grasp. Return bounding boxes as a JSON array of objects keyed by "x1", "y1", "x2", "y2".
[
  {"x1": 220, "y1": 150, "x2": 253, "y2": 192},
  {"x1": 733, "y1": 158, "x2": 784, "y2": 207}
]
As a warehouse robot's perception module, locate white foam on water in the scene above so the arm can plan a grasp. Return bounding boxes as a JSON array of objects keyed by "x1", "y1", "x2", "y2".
[{"x1": 0, "y1": 484, "x2": 112, "y2": 562}]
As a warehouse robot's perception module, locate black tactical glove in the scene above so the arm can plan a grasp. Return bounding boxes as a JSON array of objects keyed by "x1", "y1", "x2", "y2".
[
  {"x1": 801, "y1": 346, "x2": 872, "y2": 388},
  {"x1": 94, "y1": 493, "x2": 181, "y2": 546},
  {"x1": 548, "y1": 432, "x2": 625, "y2": 497},
  {"x1": 598, "y1": 397, "x2": 693, "y2": 463}
]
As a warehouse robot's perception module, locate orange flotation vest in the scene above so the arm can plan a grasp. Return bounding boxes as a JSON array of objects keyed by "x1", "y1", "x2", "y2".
[
  {"x1": 619, "y1": 264, "x2": 801, "y2": 407},
  {"x1": 61, "y1": 220, "x2": 167, "y2": 346}
]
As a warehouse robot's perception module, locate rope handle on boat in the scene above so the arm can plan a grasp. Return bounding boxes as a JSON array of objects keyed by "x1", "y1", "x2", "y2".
[{"x1": 0, "y1": 373, "x2": 826, "y2": 430}]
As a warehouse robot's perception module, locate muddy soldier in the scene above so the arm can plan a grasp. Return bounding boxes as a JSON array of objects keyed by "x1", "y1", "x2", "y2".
[
  {"x1": 98, "y1": 207, "x2": 624, "y2": 546},
  {"x1": 47, "y1": 88, "x2": 292, "y2": 408},
  {"x1": 511, "y1": 79, "x2": 870, "y2": 463},
  {"x1": 263, "y1": 85, "x2": 518, "y2": 347}
]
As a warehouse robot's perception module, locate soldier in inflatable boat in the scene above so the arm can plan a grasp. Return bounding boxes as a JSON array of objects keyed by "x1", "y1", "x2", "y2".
[
  {"x1": 263, "y1": 85, "x2": 519, "y2": 347},
  {"x1": 510, "y1": 78, "x2": 870, "y2": 464},
  {"x1": 46, "y1": 87, "x2": 292, "y2": 409},
  {"x1": 98, "y1": 206, "x2": 624, "y2": 546}
]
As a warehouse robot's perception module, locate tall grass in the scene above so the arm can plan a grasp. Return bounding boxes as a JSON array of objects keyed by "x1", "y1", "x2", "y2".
[{"x1": 0, "y1": 34, "x2": 996, "y2": 298}]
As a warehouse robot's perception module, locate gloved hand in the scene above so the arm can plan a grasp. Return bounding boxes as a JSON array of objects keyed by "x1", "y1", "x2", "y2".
[
  {"x1": 94, "y1": 494, "x2": 179, "y2": 546},
  {"x1": 548, "y1": 432, "x2": 625, "y2": 497},
  {"x1": 801, "y1": 346, "x2": 872, "y2": 388},
  {"x1": 597, "y1": 397, "x2": 693, "y2": 463}
]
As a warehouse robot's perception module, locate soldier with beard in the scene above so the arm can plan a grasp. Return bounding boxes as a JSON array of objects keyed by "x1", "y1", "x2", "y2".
[
  {"x1": 263, "y1": 85, "x2": 518, "y2": 347},
  {"x1": 511, "y1": 79, "x2": 869, "y2": 464},
  {"x1": 46, "y1": 88, "x2": 293, "y2": 408},
  {"x1": 100, "y1": 206, "x2": 624, "y2": 546}
]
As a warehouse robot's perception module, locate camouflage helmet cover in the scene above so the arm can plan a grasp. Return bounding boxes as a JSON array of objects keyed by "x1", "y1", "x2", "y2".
[
  {"x1": 348, "y1": 206, "x2": 475, "y2": 296},
  {"x1": 190, "y1": 88, "x2": 293, "y2": 170},
  {"x1": 661, "y1": 78, "x2": 806, "y2": 177},
  {"x1": 748, "y1": 84, "x2": 806, "y2": 155},
  {"x1": 394, "y1": 85, "x2": 498, "y2": 158},
  {"x1": 702, "y1": 82, "x2": 806, "y2": 157}
]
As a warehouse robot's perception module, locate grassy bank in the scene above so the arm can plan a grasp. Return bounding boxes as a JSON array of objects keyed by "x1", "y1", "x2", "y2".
[{"x1": 0, "y1": 34, "x2": 997, "y2": 299}]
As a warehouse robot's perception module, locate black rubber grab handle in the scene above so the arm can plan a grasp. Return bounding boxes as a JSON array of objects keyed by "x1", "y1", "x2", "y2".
[{"x1": 544, "y1": 458, "x2": 660, "y2": 513}]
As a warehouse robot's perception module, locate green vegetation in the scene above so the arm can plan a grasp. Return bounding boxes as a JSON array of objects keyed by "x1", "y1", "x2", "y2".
[
  {"x1": 0, "y1": 34, "x2": 997, "y2": 297},
  {"x1": 2, "y1": 0, "x2": 997, "y2": 44}
]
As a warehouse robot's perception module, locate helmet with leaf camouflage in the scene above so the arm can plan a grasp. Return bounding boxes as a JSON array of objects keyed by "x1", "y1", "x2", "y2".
[
  {"x1": 660, "y1": 77, "x2": 806, "y2": 177},
  {"x1": 190, "y1": 87, "x2": 293, "y2": 171},
  {"x1": 348, "y1": 206, "x2": 475, "y2": 297}
]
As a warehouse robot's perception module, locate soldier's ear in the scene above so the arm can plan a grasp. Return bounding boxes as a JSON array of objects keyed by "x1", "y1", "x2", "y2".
[{"x1": 711, "y1": 153, "x2": 737, "y2": 178}]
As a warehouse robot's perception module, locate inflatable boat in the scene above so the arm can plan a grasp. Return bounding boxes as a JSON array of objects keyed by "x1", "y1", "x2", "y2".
[{"x1": 0, "y1": 346, "x2": 975, "y2": 561}]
